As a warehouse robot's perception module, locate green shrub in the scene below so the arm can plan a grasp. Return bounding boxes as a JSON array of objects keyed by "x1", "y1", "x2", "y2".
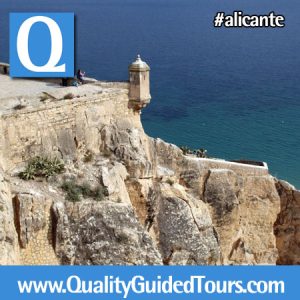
[
  {"x1": 80, "y1": 182, "x2": 93, "y2": 197},
  {"x1": 61, "y1": 180, "x2": 82, "y2": 202},
  {"x1": 180, "y1": 146, "x2": 192, "y2": 155},
  {"x1": 194, "y1": 148, "x2": 208, "y2": 158},
  {"x1": 180, "y1": 146, "x2": 208, "y2": 158},
  {"x1": 19, "y1": 156, "x2": 65, "y2": 180},
  {"x1": 93, "y1": 185, "x2": 109, "y2": 201},
  {"x1": 61, "y1": 180, "x2": 108, "y2": 202}
]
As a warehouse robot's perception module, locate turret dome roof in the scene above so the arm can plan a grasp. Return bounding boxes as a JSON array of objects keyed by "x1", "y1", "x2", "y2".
[{"x1": 129, "y1": 55, "x2": 150, "y2": 71}]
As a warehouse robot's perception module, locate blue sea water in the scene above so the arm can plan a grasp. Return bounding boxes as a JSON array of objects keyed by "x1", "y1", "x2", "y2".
[{"x1": 0, "y1": 0, "x2": 299, "y2": 188}]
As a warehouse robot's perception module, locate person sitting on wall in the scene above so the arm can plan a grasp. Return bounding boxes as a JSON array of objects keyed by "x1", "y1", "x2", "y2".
[{"x1": 76, "y1": 69, "x2": 86, "y2": 84}]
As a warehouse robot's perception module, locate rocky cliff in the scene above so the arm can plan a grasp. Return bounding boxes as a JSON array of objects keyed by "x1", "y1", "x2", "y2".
[
  {"x1": 274, "y1": 180, "x2": 300, "y2": 264},
  {"x1": 0, "y1": 76, "x2": 298, "y2": 265}
]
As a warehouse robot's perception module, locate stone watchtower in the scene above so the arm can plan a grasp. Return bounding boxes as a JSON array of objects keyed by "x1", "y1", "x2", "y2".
[{"x1": 128, "y1": 55, "x2": 151, "y2": 110}]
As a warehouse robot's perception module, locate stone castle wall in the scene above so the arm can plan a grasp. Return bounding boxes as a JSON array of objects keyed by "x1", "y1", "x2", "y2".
[{"x1": 0, "y1": 84, "x2": 141, "y2": 171}]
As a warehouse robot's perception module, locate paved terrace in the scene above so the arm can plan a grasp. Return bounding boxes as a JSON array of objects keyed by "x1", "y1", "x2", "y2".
[{"x1": 0, "y1": 74, "x2": 128, "y2": 115}]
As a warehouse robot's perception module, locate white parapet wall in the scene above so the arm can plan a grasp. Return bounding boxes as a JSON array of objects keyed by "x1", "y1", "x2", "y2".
[
  {"x1": 188, "y1": 156, "x2": 269, "y2": 177},
  {"x1": 153, "y1": 138, "x2": 269, "y2": 179}
]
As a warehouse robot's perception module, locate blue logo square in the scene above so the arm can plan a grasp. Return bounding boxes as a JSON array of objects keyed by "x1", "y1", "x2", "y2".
[{"x1": 10, "y1": 13, "x2": 74, "y2": 78}]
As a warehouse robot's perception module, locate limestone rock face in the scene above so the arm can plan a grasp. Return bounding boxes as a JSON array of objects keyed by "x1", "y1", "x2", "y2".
[
  {"x1": 275, "y1": 180, "x2": 300, "y2": 265},
  {"x1": 150, "y1": 139, "x2": 281, "y2": 265},
  {"x1": 0, "y1": 82, "x2": 295, "y2": 265},
  {"x1": 101, "y1": 123, "x2": 152, "y2": 179},
  {"x1": 13, "y1": 193, "x2": 49, "y2": 248},
  {"x1": 52, "y1": 201, "x2": 162, "y2": 265},
  {"x1": 9, "y1": 183, "x2": 61, "y2": 265},
  {"x1": 0, "y1": 168, "x2": 19, "y2": 265},
  {"x1": 0, "y1": 118, "x2": 284, "y2": 266},
  {"x1": 204, "y1": 170, "x2": 240, "y2": 218},
  {"x1": 204, "y1": 170, "x2": 280, "y2": 265},
  {"x1": 155, "y1": 184, "x2": 219, "y2": 265},
  {"x1": 124, "y1": 179, "x2": 220, "y2": 265},
  {"x1": 100, "y1": 162, "x2": 131, "y2": 204}
]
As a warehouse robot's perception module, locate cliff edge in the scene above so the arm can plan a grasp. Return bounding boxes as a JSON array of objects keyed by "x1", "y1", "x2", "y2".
[{"x1": 0, "y1": 70, "x2": 298, "y2": 265}]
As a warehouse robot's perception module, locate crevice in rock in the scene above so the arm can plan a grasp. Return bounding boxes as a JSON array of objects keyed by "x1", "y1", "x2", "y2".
[
  {"x1": 202, "y1": 170, "x2": 211, "y2": 202},
  {"x1": 213, "y1": 227, "x2": 219, "y2": 243},
  {"x1": 228, "y1": 238, "x2": 242, "y2": 260},
  {"x1": 145, "y1": 188, "x2": 158, "y2": 232},
  {"x1": 50, "y1": 205, "x2": 57, "y2": 251},
  {"x1": 12, "y1": 195, "x2": 22, "y2": 248},
  {"x1": 74, "y1": 137, "x2": 79, "y2": 148},
  {"x1": 125, "y1": 180, "x2": 148, "y2": 227}
]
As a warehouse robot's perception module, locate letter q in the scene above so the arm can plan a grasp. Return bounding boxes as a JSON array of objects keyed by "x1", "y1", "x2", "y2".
[{"x1": 17, "y1": 16, "x2": 65, "y2": 72}]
